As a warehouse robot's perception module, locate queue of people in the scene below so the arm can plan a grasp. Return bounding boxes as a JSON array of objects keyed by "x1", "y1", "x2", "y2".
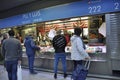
[{"x1": 0, "y1": 27, "x2": 90, "y2": 80}]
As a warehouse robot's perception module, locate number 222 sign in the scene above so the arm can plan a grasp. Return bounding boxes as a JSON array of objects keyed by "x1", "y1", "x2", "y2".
[{"x1": 88, "y1": 0, "x2": 120, "y2": 14}]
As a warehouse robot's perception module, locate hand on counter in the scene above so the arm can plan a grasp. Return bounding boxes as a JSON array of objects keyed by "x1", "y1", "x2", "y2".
[
  {"x1": 39, "y1": 46, "x2": 54, "y2": 52},
  {"x1": 86, "y1": 50, "x2": 94, "y2": 53},
  {"x1": 40, "y1": 49, "x2": 46, "y2": 52},
  {"x1": 85, "y1": 57, "x2": 91, "y2": 60},
  {"x1": 39, "y1": 47, "x2": 48, "y2": 52}
]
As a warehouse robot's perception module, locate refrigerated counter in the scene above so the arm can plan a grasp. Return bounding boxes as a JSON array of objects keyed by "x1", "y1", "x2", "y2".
[{"x1": 22, "y1": 45, "x2": 110, "y2": 75}]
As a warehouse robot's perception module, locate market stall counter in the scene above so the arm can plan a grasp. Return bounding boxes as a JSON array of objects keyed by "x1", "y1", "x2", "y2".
[{"x1": 22, "y1": 45, "x2": 110, "y2": 75}]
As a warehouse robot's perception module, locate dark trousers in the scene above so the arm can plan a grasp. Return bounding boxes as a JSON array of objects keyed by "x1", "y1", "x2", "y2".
[
  {"x1": 73, "y1": 60, "x2": 83, "y2": 70},
  {"x1": 27, "y1": 54, "x2": 35, "y2": 73},
  {"x1": 5, "y1": 60, "x2": 18, "y2": 80}
]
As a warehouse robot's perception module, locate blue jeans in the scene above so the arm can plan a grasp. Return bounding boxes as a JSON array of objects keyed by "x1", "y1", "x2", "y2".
[
  {"x1": 5, "y1": 60, "x2": 18, "y2": 80},
  {"x1": 27, "y1": 54, "x2": 35, "y2": 73},
  {"x1": 73, "y1": 60, "x2": 83, "y2": 70},
  {"x1": 54, "y1": 53, "x2": 67, "y2": 74}
]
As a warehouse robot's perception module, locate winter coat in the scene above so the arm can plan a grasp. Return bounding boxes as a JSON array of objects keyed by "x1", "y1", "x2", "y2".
[
  {"x1": 24, "y1": 36, "x2": 40, "y2": 56},
  {"x1": 70, "y1": 35, "x2": 89, "y2": 60}
]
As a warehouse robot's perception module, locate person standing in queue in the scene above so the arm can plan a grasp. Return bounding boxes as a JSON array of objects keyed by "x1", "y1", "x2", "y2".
[
  {"x1": 1, "y1": 30, "x2": 22, "y2": 80},
  {"x1": 70, "y1": 27, "x2": 90, "y2": 70},
  {"x1": 52, "y1": 29, "x2": 67, "y2": 79},
  {"x1": 24, "y1": 33, "x2": 40, "y2": 74},
  {"x1": 1, "y1": 33, "x2": 9, "y2": 67},
  {"x1": 1, "y1": 33, "x2": 9, "y2": 44}
]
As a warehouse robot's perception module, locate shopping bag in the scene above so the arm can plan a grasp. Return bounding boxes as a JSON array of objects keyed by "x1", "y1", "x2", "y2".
[
  {"x1": 71, "y1": 61, "x2": 90, "y2": 80},
  {"x1": 48, "y1": 29, "x2": 56, "y2": 40},
  {"x1": 17, "y1": 65, "x2": 22, "y2": 80}
]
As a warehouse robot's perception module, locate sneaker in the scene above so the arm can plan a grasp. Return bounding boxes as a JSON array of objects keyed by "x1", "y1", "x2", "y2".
[
  {"x1": 54, "y1": 73, "x2": 57, "y2": 79},
  {"x1": 64, "y1": 73, "x2": 67, "y2": 78},
  {"x1": 30, "y1": 71, "x2": 37, "y2": 74}
]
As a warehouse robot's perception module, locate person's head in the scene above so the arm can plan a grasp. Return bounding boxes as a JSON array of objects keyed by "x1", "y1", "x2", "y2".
[
  {"x1": 56, "y1": 29, "x2": 62, "y2": 35},
  {"x1": 3, "y1": 33, "x2": 8, "y2": 39},
  {"x1": 74, "y1": 27, "x2": 82, "y2": 36},
  {"x1": 16, "y1": 33, "x2": 20, "y2": 37},
  {"x1": 50, "y1": 25, "x2": 55, "y2": 29},
  {"x1": 8, "y1": 30, "x2": 15, "y2": 37},
  {"x1": 64, "y1": 30, "x2": 68, "y2": 35},
  {"x1": 25, "y1": 32, "x2": 34, "y2": 39},
  {"x1": 29, "y1": 32, "x2": 34, "y2": 37}
]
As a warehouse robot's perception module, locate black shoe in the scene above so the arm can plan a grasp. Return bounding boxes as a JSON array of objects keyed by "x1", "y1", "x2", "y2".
[
  {"x1": 54, "y1": 73, "x2": 57, "y2": 79},
  {"x1": 30, "y1": 71, "x2": 37, "y2": 74},
  {"x1": 64, "y1": 73, "x2": 67, "y2": 78}
]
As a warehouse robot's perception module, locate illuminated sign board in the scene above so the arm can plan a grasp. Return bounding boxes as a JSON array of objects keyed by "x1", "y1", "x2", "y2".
[{"x1": 0, "y1": 0, "x2": 120, "y2": 28}]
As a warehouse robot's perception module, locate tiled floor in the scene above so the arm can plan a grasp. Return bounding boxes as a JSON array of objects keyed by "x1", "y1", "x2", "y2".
[{"x1": 0, "y1": 66, "x2": 117, "y2": 80}]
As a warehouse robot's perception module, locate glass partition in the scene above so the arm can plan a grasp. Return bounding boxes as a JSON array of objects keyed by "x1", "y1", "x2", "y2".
[{"x1": 0, "y1": 15, "x2": 106, "y2": 60}]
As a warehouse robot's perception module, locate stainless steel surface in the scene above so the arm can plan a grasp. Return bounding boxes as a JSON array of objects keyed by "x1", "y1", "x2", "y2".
[
  {"x1": 106, "y1": 13, "x2": 120, "y2": 59},
  {"x1": 106, "y1": 13, "x2": 120, "y2": 71}
]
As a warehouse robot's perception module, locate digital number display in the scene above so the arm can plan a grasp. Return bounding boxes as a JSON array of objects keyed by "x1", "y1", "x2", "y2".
[
  {"x1": 88, "y1": 5, "x2": 101, "y2": 14},
  {"x1": 0, "y1": 0, "x2": 120, "y2": 28},
  {"x1": 114, "y1": 2, "x2": 119, "y2": 10},
  {"x1": 88, "y1": 1, "x2": 120, "y2": 14}
]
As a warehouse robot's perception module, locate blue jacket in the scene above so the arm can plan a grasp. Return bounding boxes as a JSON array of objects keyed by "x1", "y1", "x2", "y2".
[{"x1": 24, "y1": 36, "x2": 40, "y2": 56}]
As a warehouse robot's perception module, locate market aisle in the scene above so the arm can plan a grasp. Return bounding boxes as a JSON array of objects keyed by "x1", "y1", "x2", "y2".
[{"x1": 0, "y1": 65, "x2": 112, "y2": 80}]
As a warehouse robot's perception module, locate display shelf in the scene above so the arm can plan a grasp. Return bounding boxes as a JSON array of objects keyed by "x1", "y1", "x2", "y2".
[
  {"x1": 88, "y1": 43, "x2": 105, "y2": 46},
  {"x1": 22, "y1": 49, "x2": 107, "y2": 62},
  {"x1": 86, "y1": 45, "x2": 106, "y2": 53},
  {"x1": 89, "y1": 17, "x2": 102, "y2": 44},
  {"x1": 88, "y1": 59, "x2": 106, "y2": 62},
  {"x1": 87, "y1": 52, "x2": 106, "y2": 54}
]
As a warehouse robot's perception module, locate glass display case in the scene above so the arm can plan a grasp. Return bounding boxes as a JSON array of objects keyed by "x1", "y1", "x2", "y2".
[{"x1": 0, "y1": 15, "x2": 106, "y2": 62}]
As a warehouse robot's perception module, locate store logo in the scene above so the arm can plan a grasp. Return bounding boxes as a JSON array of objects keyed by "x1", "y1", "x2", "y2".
[
  {"x1": 88, "y1": 0, "x2": 101, "y2": 4},
  {"x1": 22, "y1": 10, "x2": 41, "y2": 19}
]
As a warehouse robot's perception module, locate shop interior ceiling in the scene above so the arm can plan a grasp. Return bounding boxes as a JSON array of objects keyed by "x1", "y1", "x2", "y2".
[
  {"x1": 0, "y1": 0, "x2": 38, "y2": 13},
  {"x1": 0, "y1": 0, "x2": 38, "y2": 18},
  {"x1": 0, "y1": 0, "x2": 80, "y2": 19}
]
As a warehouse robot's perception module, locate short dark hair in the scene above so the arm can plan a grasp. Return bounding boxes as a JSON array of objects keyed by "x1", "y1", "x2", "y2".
[
  {"x1": 56, "y1": 29, "x2": 61, "y2": 35},
  {"x1": 8, "y1": 30, "x2": 15, "y2": 36},
  {"x1": 74, "y1": 27, "x2": 82, "y2": 36}
]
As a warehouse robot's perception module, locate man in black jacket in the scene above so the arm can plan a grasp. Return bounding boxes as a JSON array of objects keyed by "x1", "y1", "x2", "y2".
[{"x1": 52, "y1": 29, "x2": 67, "y2": 79}]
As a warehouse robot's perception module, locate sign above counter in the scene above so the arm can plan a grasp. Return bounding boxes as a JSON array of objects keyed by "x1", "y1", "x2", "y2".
[{"x1": 0, "y1": 0, "x2": 120, "y2": 28}]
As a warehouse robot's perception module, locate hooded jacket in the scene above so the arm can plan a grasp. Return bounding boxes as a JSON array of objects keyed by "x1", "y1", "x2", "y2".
[
  {"x1": 70, "y1": 35, "x2": 89, "y2": 60},
  {"x1": 24, "y1": 36, "x2": 40, "y2": 56}
]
